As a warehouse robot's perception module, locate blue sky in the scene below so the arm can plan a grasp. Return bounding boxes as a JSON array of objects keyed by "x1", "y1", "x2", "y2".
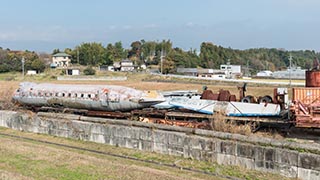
[{"x1": 1, "y1": 0, "x2": 320, "y2": 52}]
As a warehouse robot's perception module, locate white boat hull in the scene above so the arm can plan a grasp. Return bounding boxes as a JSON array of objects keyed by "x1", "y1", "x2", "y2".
[{"x1": 168, "y1": 98, "x2": 281, "y2": 117}]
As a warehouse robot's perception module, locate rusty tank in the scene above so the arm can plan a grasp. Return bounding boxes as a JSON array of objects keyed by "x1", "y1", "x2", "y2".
[{"x1": 305, "y1": 70, "x2": 320, "y2": 87}]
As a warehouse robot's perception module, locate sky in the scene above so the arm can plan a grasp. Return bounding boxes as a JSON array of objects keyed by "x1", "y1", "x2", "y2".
[{"x1": 1, "y1": 0, "x2": 320, "y2": 53}]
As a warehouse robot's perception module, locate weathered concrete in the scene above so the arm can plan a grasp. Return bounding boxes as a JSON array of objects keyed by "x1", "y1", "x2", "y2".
[{"x1": 0, "y1": 110, "x2": 319, "y2": 180}]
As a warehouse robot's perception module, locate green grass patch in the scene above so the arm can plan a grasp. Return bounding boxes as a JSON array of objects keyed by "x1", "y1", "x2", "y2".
[{"x1": 0, "y1": 149, "x2": 104, "y2": 180}]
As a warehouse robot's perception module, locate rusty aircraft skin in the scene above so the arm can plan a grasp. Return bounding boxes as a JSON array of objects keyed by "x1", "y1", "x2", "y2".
[{"x1": 12, "y1": 82, "x2": 165, "y2": 112}]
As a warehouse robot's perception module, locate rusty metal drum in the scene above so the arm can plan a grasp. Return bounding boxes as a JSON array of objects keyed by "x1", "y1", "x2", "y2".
[{"x1": 306, "y1": 70, "x2": 320, "y2": 87}]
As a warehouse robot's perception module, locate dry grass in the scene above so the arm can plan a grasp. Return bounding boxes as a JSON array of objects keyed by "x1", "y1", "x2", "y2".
[
  {"x1": 0, "y1": 134, "x2": 208, "y2": 180},
  {"x1": 210, "y1": 113, "x2": 252, "y2": 136},
  {"x1": 0, "y1": 81, "x2": 19, "y2": 110},
  {"x1": 0, "y1": 127, "x2": 295, "y2": 180}
]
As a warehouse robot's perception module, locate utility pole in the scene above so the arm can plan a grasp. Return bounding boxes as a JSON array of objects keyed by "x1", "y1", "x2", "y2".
[
  {"x1": 289, "y1": 54, "x2": 292, "y2": 88},
  {"x1": 77, "y1": 49, "x2": 79, "y2": 65},
  {"x1": 288, "y1": 54, "x2": 293, "y2": 121},
  {"x1": 21, "y1": 57, "x2": 25, "y2": 79},
  {"x1": 160, "y1": 49, "x2": 165, "y2": 74}
]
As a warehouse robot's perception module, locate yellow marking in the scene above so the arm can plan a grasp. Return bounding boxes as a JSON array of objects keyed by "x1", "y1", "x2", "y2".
[{"x1": 144, "y1": 90, "x2": 160, "y2": 98}]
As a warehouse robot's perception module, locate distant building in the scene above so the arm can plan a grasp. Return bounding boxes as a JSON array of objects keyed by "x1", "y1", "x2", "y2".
[
  {"x1": 65, "y1": 68, "x2": 80, "y2": 75},
  {"x1": 52, "y1": 52, "x2": 71, "y2": 67},
  {"x1": 99, "y1": 65, "x2": 108, "y2": 71},
  {"x1": 176, "y1": 65, "x2": 243, "y2": 79},
  {"x1": 107, "y1": 66, "x2": 115, "y2": 71},
  {"x1": 26, "y1": 70, "x2": 37, "y2": 75},
  {"x1": 111, "y1": 59, "x2": 136, "y2": 72},
  {"x1": 220, "y1": 64, "x2": 242, "y2": 78},
  {"x1": 197, "y1": 69, "x2": 225, "y2": 78},
  {"x1": 99, "y1": 65, "x2": 115, "y2": 71},
  {"x1": 272, "y1": 67, "x2": 306, "y2": 79},
  {"x1": 113, "y1": 62, "x2": 121, "y2": 71},
  {"x1": 176, "y1": 68, "x2": 226, "y2": 79},
  {"x1": 176, "y1": 68, "x2": 198, "y2": 76},
  {"x1": 120, "y1": 59, "x2": 135, "y2": 72},
  {"x1": 256, "y1": 70, "x2": 273, "y2": 77},
  {"x1": 140, "y1": 64, "x2": 147, "y2": 70}
]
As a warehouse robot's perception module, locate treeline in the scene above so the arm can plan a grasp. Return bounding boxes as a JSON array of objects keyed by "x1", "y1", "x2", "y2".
[
  {"x1": 0, "y1": 48, "x2": 48, "y2": 73},
  {"x1": 58, "y1": 40, "x2": 320, "y2": 74},
  {"x1": 1, "y1": 40, "x2": 320, "y2": 74}
]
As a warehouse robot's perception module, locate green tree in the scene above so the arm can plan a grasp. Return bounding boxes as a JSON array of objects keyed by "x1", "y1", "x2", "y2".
[
  {"x1": 199, "y1": 42, "x2": 222, "y2": 68},
  {"x1": 76, "y1": 42, "x2": 106, "y2": 66},
  {"x1": 141, "y1": 41, "x2": 157, "y2": 64},
  {"x1": 128, "y1": 41, "x2": 142, "y2": 65},
  {"x1": 0, "y1": 63, "x2": 10, "y2": 73},
  {"x1": 52, "y1": 49, "x2": 60, "y2": 55},
  {"x1": 30, "y1": 59, "x2": 46, "y2": 72},
  {"x1": 104, "y1": 42, "x2": 126, "y2": 65},
  {"x1": 0, "y1": 48, "x2": 8, "y2": 60}
]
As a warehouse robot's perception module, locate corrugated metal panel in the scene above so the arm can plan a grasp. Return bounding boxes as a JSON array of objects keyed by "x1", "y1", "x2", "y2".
[{"x1": 293, "y1": 87, "x2": 320, "y2": 104}]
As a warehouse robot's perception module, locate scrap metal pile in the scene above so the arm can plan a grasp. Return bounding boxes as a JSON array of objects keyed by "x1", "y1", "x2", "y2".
[{"x1": 11, "y1": 68, "x2": 320, "y2": 131}]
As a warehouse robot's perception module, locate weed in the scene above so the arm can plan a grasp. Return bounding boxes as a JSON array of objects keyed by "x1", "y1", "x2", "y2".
[{"x1": 210, "y1": 113, "x2": 251, "y2": 136}]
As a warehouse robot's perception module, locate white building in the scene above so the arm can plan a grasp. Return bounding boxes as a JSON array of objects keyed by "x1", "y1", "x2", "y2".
[
  {"x1": 108, "y1": 66, "x2": 115, "y2": 71},
  {"x1": 272, "y1": 67, "x2": 306, "y2": 79},
  {"x1": 257, "y1": 70, "x2": 273, "y2": 77},
  {"x1": 65, "y1": 68, "x2": 80, "y2": 75},
  {"x1": 220, "y1": 64, "x2": 242, "y2": 78},
  {"x1": 120, "y1": 59, "x2": 135, "y2": 72},
  {"x1": 26, "y1": 70, "x2": 37, "y2": 75},
  {"x1": 52, "y1": 52, "x2": 71, "y2": 67}
]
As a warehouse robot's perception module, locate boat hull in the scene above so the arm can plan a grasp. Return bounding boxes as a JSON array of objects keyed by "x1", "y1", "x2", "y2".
[{"x1": 168, "y1": 98, "x2": 281, "y2": 117}]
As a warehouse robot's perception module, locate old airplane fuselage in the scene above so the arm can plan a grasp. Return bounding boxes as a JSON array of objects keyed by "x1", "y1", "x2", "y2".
[{"x1": 12, "y1": 82, "x2": 165, "y2": 112}]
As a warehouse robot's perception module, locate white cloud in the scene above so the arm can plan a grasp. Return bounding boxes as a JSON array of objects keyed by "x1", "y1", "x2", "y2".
[
  {"x1": 108, "y1": 25, "x2": 117, "y2": 30},
  {"x1": 0, "y1": 32, "x2": 16, "y2": 40},
  {"x1": 123, "y1": 25, "x2": 133, "y2": 30},
  {"x1": 185, "y1": 22, "x2": 195, "y2": 27},
  {"x1": 143, "y1": 24, "x2": 158, "y2": 29}
]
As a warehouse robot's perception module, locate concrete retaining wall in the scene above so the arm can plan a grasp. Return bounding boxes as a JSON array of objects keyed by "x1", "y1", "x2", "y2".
[{"x1": 0, "y1": 111, "x2": 319, "y2": 180}]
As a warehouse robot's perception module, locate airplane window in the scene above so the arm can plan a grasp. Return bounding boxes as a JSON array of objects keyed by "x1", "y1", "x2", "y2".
[
  {"x1": 88, "y1": 94, "x2": 91, "y2": 98},
  {"x1": 68, "y1": 93, "x2": 71, "y2": 97},
  {"x1": 81, "y1": 94, "x2": 84, "y2": 98},
  {"x1": 55, "y1": 93, "x2": 59, "y2": 97},
  {"x1": 62, "y1": 93, "x2": 65, "y2": 97}
]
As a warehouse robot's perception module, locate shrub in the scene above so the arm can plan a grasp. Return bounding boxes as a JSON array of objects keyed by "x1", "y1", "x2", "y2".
[
  {"x1": 60, "y1": 70, "x2": 66, "y2": 75},
  {"x1": 0, "y1": 64, "x2": 10, "y2": 73},
  {"x1": 83, "y1": 66, "x2": 96, "y2": 75}
]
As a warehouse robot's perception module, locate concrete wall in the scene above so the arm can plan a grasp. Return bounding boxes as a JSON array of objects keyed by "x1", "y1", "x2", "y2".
[{"x1": 0, "y1": 110, "x2": 319, "y2": 180}]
